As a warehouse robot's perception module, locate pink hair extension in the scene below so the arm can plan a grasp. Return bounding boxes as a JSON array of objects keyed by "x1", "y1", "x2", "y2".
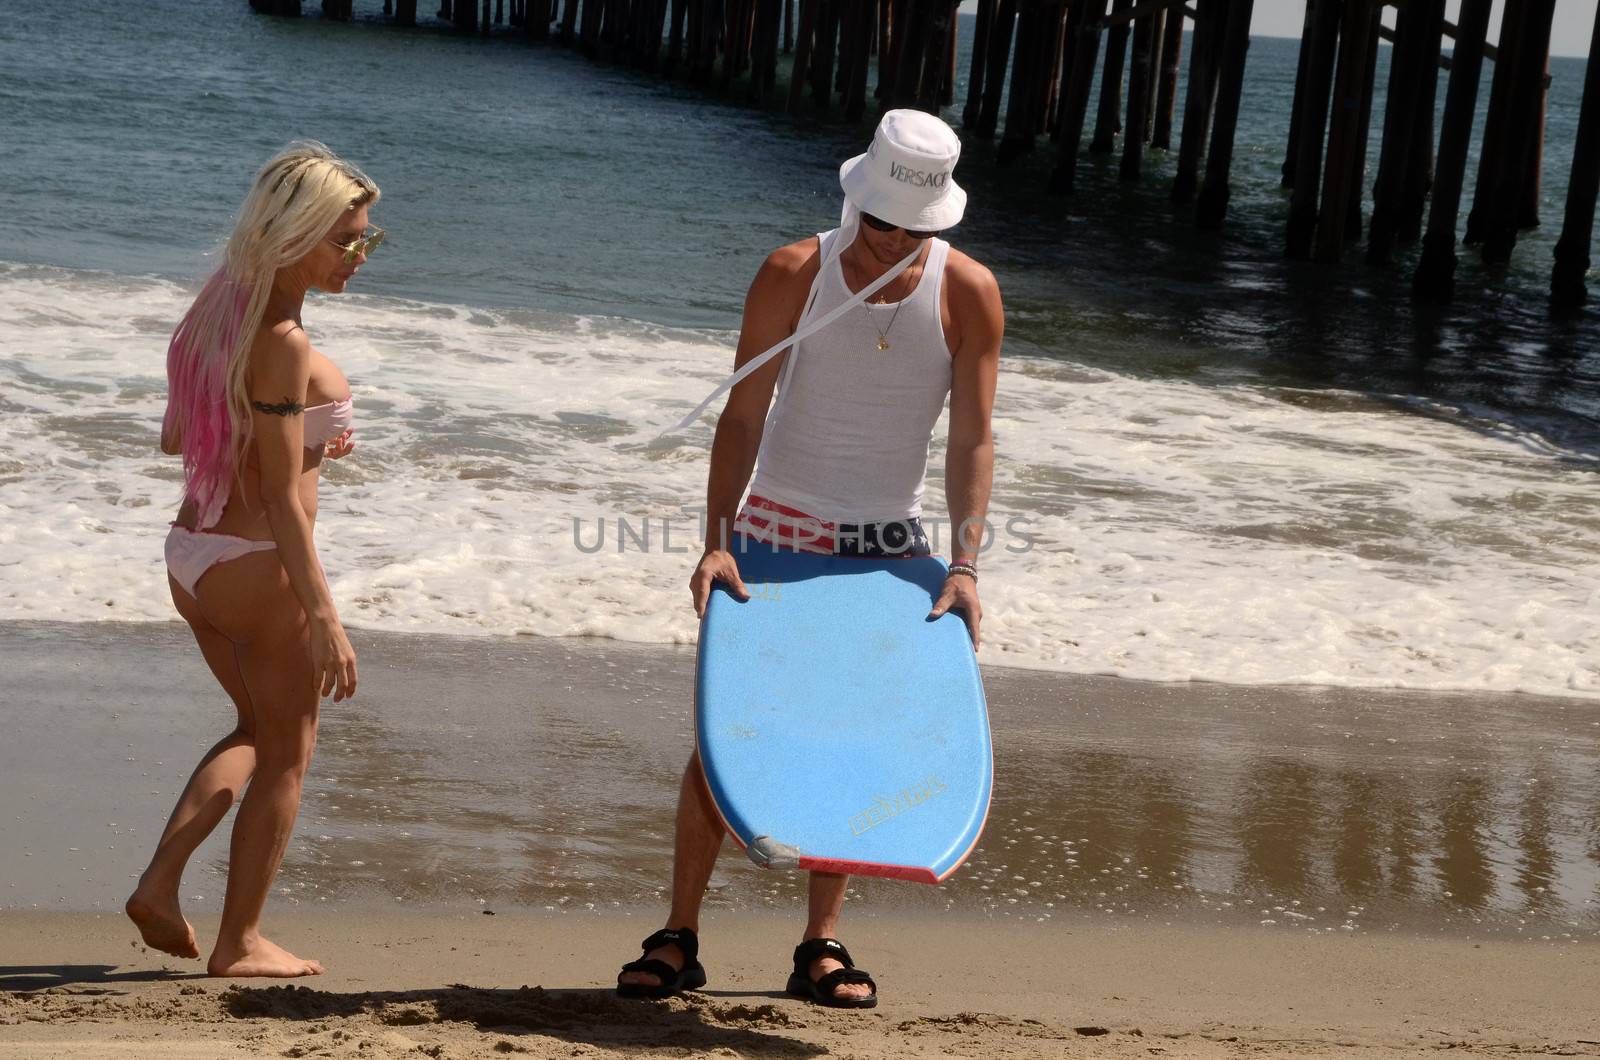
[{"x1": 163, "y1": 270, "x2": 253, "y2": 529}]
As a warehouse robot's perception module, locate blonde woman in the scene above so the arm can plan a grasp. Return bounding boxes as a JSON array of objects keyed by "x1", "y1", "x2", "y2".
[{"x1": 125, "y1": 143, "x2": 382, "y2": 978}]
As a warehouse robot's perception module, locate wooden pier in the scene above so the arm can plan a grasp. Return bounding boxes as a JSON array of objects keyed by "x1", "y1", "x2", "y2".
[{"x1": 254, "y1": 0, "x2": 1600, "y2": 316}]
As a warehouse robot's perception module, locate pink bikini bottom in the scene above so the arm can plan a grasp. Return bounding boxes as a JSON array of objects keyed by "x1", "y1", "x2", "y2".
[{"x1": 164, "y1": 525, "x2": 277, "y2": 598}]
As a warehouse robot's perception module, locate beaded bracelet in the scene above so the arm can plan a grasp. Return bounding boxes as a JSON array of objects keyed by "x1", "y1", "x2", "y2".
[{"x1": 946, "y1": 563, "x2": 978, "y2": 582}]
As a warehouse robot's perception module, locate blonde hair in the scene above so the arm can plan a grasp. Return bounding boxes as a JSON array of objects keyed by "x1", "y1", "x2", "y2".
[{"x1": 164, "y1": 141, "x2": 380, "y2": 528}]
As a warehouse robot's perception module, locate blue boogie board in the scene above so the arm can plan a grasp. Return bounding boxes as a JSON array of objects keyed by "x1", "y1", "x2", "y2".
[{"x1": 695, "y1": 534, "x2": 992, "y2": 884}]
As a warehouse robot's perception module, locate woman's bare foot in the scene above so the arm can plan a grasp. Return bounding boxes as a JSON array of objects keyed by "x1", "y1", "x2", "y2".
[
  {"x1": 125, "y1": 888, "x2": 200, "y2": 959},
  {"x1": 207, "y1": 934, "x2": 325, "y2": 978}
]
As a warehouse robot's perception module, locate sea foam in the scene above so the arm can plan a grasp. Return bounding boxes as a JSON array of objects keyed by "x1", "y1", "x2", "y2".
[{"x1": 1, "y1": 262, "x2": 1595, "y2": 699}]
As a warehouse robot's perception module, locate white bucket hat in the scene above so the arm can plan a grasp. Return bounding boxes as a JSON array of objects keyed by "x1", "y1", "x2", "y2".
[
  {"x1": 839, "y1": 109, "x2": 967, "y2": 232},
  {"x1": 663, "y1": 112, "x2": 966, "y2": 437}
]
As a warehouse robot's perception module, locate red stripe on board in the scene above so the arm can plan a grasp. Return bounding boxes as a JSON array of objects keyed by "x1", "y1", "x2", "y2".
[{"x1": 796, "y1": 855, "x2": 940, "y2": 885}]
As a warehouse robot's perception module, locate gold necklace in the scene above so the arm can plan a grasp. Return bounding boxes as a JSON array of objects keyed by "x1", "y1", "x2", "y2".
[
  {"x1": 869, "y1": 297, "x2": 904, "y2": 351},
  {"x1": 854, "y1": 258, "x2": 916, "y2": 352}
]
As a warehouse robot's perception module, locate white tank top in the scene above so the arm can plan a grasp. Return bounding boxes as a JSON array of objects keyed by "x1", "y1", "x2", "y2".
[{"x1": 749, "y1": 228, "x2": 953, "y2": 523}]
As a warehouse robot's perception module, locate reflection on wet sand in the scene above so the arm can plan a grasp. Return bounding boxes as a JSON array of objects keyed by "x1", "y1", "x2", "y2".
[
  {"x1": 1514, "y1": 758, "x2": 1558, "y2": 916},
  {"x1": 1436, "y1": 770, "x2": 1495, "y2": 911},
  {"x1": 283, "y1": 630, "x2": 1600, "y2": 939},
  {"x1": 1238, "y1": 758, "x2": 1317, "y2": 898},
  {"x1": 3, "y1": 621, "x2": 1597, "y2": 940}
]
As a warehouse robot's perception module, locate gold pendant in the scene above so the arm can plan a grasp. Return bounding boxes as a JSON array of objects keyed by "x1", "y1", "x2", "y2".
[{"x1": 877, "y1": 338, "x2": 889, "y2": 351}]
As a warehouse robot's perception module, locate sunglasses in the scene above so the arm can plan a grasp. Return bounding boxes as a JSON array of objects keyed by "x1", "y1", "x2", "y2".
[
  {"x1": 328, "y1": 225, "x2": 386, "y2": 264},
  {"x1": 861, "y1": 213, "x2": 939, "y2": 240}
]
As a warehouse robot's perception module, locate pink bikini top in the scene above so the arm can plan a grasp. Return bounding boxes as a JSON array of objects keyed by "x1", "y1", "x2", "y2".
[{"x1": 304, "y1": 396, "x2": 353, "y2": 448}]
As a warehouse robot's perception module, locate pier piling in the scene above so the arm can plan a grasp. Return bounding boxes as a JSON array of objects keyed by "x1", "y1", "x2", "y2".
[
  {"x1": 998, "y1": 0, "x2": 1043, "y2": 161},
  {"x1": 1284, "y1": 0, "x2": 1341, "y2": 257},
  {"x1": 1550, "y1": 4, "x2": 1600, "y2": 313},
  {"x1": 1312, "y1": 0, "x2": 1375, "y2": 262},
  {"x1": 526, "y1": 0, "x2": 548, "y2": 35},
  {"x1": 1465, "y1": 0, "x2": 1522, "y2": 248},
  {"x1": 1397, "y1": 0, "x2": 1445, "y2": 244},
  {"x1": 250, "y1": 0, "x2": 1594, "y2": 313},
  {"x1": 1142, "y1": 8, "x2": 1165, "y2": 144},
  {"x1": 975, "y1": 0, "x2": 1018, "y2": 138},
  {"x1": 1282, "y1": 2, "x2": 1317, "y2": 189},
  {"x1": 964, "y1": 0, "x2": 997, "y2": 129},
  {"x1": 1121, "y1": 7, "x2": 1155, "y2": 181},
  {"x1": 1368, "y1": 0, "x2": 1427, "y2": 263},
  {"x1": 1195, "y1": 0, "x2": 1255, "y2": 230},
  {"x1": 1413, "y1": 0, "x2": 1494, "y2": 302},
  {"x1": 1172, "y1": 0, "x2": 1222, "y2": 205},
  {"x1": 787, "y1": 0, "x2": 819, "y2": 111},
  {"x1": 1051, "y1": 0, "x2": 1110, "y2": 194},
  {"x1": 1344, "y1": 0, "x2": 1381, "y2": 244},
  {"x1": 1481, "y1": 0, "x2": 1555, "y2": 265},
  {"x1": 1091, "y1": 0, "x2": 1133, "y2": 153},
  {"x1": 1151, "y1": 3, "x2": 1184, "y2": 150},
  {"x1": 1521, "y1": 51, "x2": 1551, "y2": 230}
]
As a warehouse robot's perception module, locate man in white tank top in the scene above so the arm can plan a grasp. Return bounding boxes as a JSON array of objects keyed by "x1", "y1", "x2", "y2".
[{"x1": 618, "y1": 111, "x2": 1004, "y2": 1008}]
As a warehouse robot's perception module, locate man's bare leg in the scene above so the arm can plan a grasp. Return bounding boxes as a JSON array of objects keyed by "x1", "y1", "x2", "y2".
[
  {"x1": 801, "y1": 871, "x2": 873, "y2": 1001},
  {"x1": 618, "y1": 751, "x2": 724, "y2": 987}
]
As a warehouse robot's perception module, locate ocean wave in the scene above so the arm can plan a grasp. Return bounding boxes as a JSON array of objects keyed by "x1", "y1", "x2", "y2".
[{"x1": 1, "y1": 262, "x2": 1596, "y2": 700}]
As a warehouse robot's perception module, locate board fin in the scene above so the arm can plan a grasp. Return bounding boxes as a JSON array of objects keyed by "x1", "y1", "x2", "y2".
[{"x1": 747, "y1": 835, "x2": 802, "y2": 869}]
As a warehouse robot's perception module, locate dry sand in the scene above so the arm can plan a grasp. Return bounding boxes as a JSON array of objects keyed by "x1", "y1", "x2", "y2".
[{"x1": 3, "y1": 909, "x2": 1598, "y2": 1059}]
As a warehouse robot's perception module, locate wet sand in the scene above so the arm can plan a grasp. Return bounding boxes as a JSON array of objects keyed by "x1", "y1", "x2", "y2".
[
  {"x1": 5, "y1": 620, "x2": 1598, "y2": 936},
  {"x1": 3, "y1": 620, "x2": 1600, "y2": 1056},
  {"x1": 3, "y1": 908, "x2": 1599, "y2": 1058}
]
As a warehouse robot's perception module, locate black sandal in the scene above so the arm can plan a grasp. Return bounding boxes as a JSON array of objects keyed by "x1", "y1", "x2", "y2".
[
  {"x1": 785, "y1": 937, "x2": 878, "y2": 1009},
  {"x1": 616, "y1": 927, "x2": 707, "y2": 999}
]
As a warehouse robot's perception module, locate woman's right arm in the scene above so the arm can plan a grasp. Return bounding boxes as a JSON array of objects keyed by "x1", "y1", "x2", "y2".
[{"x1": 249, "y1": 324, "x2": 358, "y2": 701}]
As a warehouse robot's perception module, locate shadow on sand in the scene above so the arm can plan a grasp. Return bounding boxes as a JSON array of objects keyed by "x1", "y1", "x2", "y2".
[
  {"x1": 0, "y1": 964, "x2": 208, "y2": 993},
  {"x1": 224, "y1": 982, "x2": 827, "y2": 1056}
]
